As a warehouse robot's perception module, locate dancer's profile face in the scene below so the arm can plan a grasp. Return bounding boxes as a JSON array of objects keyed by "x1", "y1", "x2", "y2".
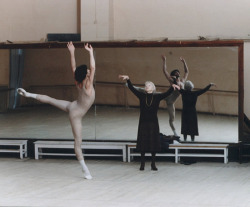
[{"x1": 145, "y1": 82, "x2": 154, "y2": 93}]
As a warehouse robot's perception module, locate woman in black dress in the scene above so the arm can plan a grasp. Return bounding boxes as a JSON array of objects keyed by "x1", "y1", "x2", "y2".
[
  {"x1": 119, "y1": 75, "x2": 179, "y2": 171},
  {"x1": 179, "y1": 80, "x2": 216, "y2": 141}
]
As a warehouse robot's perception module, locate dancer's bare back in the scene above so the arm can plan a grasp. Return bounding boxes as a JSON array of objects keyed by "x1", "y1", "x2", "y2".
[
  {"x1": 68, "y1": 82, "x2": 95, "y2": 118},
  {"x1": 67, "y1": 42, "x2": 96, "y2": 117}
]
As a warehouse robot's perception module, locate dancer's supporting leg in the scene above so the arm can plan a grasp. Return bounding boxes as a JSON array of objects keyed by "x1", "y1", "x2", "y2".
[
  {"x1": 140, "y1": 152, "x2": 145, "y2": 171},
  {"x1": 167, "y1": 103, "x2": 178, "y2": 137},
  {"x1": 69, "y1": 115, "x2": 92, "y2": 179},
  {"x1": 151, "y1": 152, "x2": 158, "y2": 171}
]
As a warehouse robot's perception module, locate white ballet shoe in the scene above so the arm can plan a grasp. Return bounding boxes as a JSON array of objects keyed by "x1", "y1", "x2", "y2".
[
  {"x1": 83, "y1": 170, "x2": 93, "y2": 180},
  {"x1": 84, "y1": 174, "x2": 93, "y2": 180},
  {"x1": 17, "y1": 88, "x2": 37, "y2": 99}
]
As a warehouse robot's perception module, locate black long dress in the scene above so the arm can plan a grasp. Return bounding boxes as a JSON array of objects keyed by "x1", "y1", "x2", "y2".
[
  {"x1": 127, "y1": 79, "x2": 173, "y2": 152},
  {"x1": 179, "y1": 84, "x2": 212, "y2": 136}
]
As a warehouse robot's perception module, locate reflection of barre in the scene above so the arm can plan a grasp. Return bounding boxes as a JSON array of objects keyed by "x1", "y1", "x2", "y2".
[
  {"x1": 0, "y1": 140, "x2": 28, "y2": 159},
  {"x1": 34, "y1": 141, "x2": 129, "y2": 162},
  {"x1": 0, "y1": 88, "x2": 15, "y2": 92}
]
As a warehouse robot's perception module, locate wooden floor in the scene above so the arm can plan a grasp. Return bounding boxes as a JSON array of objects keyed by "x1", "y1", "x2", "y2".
[
  {"x1": 0, "y1": 105, "x2": 238, "y2": 143},
  {"x1": 0, "y1": 157, "x2": 250, "y2": 207}
]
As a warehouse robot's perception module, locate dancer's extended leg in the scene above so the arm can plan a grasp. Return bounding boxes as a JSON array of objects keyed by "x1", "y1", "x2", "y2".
[
  {"x1": 17, "y1": 88, "x2": 70, "y2": 112},
  {"x1": 69, "y1": 115, "x2": 92, "y2": 180}
]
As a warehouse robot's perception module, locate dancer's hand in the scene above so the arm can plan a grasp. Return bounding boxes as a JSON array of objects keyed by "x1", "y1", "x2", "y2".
[
  {"x1": 180, "y1": 57, "x2": 185, "y2": 63},
  {"x1": 161, "y1": 55, "x2": 166, "y2": 62},
  {"x1": 67, "y1": 41, "x2": 75, "y2": 53},
  {"x1": 210, "y1": 83, "x2": 217, "y2": 88},
  {"x1": 84, "y1": 43, "x2": 93, "y2": 53},
  {"x1": 119, "y1": 75, "x2": 129, "y2": 80},
  {"x1": 172, "y1": 84, "x2": 180, "y2": 90}
]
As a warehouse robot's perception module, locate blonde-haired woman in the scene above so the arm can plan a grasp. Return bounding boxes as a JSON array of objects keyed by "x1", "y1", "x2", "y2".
[{"x1": 119, "y1": 75, "x2": 179, "y2": 171}]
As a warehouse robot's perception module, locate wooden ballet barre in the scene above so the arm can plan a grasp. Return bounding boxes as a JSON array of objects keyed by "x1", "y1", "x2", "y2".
[
  {"x1": 127, "y1": 143, "x2": 229, "y2": 163},
  {"x1": 34, "y1": 141, "x2": 132, "y2": 162},
  {"x1": 0, "y1": 139, "x2": 28, "y2": 159}
]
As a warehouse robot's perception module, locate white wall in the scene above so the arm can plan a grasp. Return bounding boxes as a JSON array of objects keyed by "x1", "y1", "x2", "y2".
[
  {"x1": 0, "y1": 0, "x2": 78, "y2": 42},
  {"x1": 81, "y1": 0, "x2": 250, "y2": 41},
  {"x1": 81, "y1": 0, "x2": 113, "y2": 41}
]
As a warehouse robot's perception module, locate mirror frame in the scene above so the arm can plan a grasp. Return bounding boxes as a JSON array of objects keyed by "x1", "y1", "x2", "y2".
[{"x1": 0, "y1": 40, "x2": 244, "y2": 143}]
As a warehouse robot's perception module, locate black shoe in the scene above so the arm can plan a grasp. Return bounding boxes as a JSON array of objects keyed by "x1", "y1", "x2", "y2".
[
  {"x1": 151, "y1": 163, "x2": 158, "y2": 171},
  {"x1": 140, "y1": 163, "x2": 145, "y2": 171}
]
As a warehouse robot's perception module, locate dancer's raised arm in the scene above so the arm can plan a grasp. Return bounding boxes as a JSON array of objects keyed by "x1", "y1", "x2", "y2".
[
  {"x1": 161, "y1": 55, "x2": 178, "y2": 84},
  {"x1": 67, "y1": 41, "x2": 76, "y2": 75},
  {"x1": 85, "y1": 43, "x2": 96, "y2": 88},
  {"x1": 180, "y1": 57, "x2": 189, "y2": 82},
  {"x1": 161, "y1": 55, "x2": 174, "y2": 84},
  {"x1": 119, "y1": 75, "x2": 142, "y2": 98}
]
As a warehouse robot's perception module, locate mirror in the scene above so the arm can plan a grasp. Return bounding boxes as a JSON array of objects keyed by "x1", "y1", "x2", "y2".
[
  {"x1": 0, "y1": 40, "x2": 244, "y2": 143},
  {"x1": 94, "y1": 46, "x2": 239, "y2": 143}
]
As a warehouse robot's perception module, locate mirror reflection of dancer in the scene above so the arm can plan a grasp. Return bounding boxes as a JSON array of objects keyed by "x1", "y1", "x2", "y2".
[
  {"x1": 161, "y1": 56, "x2": 189, "y2": 137},
  {"x1": 119, "y1": 75, "x2": 179, "y2": 171},
  {"x1": 17, "y1": 42, "x2": 95, "y2": 179},
  {"x1": 179, "y1": 81, "x2": 216, "y2": 141}
]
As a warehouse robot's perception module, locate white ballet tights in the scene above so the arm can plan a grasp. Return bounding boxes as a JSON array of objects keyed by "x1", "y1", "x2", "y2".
[{"x1": 79, "y1": 160, "x2": 92, "y2": 180}]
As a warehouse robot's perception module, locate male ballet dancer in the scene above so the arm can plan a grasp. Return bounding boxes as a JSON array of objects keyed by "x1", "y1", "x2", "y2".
[
  {"x1": 161, "y1": 56, "x2": 189, "y2": 137},
  {"x1": 17, "y1": 42, "x2": 95, "y2": 179}
]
